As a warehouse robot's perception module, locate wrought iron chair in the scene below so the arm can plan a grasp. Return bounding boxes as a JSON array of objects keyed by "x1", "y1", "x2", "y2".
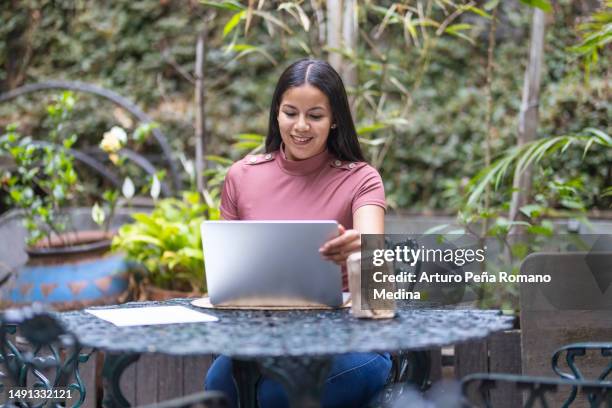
[
  {"x1": 0, "y1": 304, "x2": 91, "y2": 407},
  {"x1": 552, "y1": 342, "x2": 612, "y2": 407},
  {"x1": 462, "y1": 373, "x2": 612, "y2": 408},
  {"x1": 0, "y1": 306, "x2": 229, "y2": 408}
]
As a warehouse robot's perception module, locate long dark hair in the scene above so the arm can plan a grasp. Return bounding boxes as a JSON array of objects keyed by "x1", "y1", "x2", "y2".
[{"x1": 265, "y1": 58, "x2": 366, "y2": 162}]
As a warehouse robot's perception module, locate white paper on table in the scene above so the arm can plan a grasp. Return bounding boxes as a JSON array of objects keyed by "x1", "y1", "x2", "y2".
[{"x1": 86, "y1": 305, "x2": 219, "y2": 327}]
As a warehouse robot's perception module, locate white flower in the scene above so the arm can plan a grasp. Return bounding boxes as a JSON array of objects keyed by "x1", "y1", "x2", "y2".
[
  {"x1": 109, "y1": 126, "x2": 127, "y2": 144},
  {"x1": 100, "y1": 126, "x2": 127, "y2": 153}
]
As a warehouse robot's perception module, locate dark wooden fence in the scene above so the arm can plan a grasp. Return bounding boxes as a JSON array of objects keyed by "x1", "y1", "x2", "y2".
[
  {"x1": 454, "y1": 330, "x2": 522, "y2": 408},
  {"x1": 120, "y1": 354, "x2": 215, "y2": 406},
  {"x1": 71, "y1": 330, "x2": 521, "y2": 407}
]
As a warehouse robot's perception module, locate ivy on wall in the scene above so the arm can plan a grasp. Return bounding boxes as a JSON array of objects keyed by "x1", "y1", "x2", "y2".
[{"x1": 0, "y1": 0, "x2": 609, "y2": 212}]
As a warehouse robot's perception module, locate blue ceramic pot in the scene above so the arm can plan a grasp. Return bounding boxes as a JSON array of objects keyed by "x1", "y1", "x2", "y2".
[{"x1": 2, "y1": 231, "x2": 130, "y2": 310}]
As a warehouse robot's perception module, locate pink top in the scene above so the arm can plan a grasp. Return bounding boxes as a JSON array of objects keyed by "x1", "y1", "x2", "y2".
[
  {"x1": 220, "y1": 147, "x2": 386, "y2": 289},
  {"x1": 220, "y1": 147, "x2": 386, "y2": 226}
]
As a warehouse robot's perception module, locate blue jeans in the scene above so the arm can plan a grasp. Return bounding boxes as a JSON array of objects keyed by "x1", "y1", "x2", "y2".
[{"x1": 205, "y1": 353, "x2": 392, "y2": 408}]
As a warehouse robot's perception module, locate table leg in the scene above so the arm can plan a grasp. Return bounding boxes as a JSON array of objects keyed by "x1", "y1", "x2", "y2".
[
  {"x1": 102, "y1": 352, "x2": 141, "y2": 408},
  {"x1": 258, "y1": 356, "x2": 332, "y2": 408},
  {"x1": 232, "y1": 359, "x2": 260, "y2": 408}
]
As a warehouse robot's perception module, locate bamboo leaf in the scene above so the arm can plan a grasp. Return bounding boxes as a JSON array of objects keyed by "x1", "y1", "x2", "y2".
[
  {"x1": 514, "y1": 141, "x2": 542, "y2": 176},
  {"x1": 278, "y1": 2, "x2": 310, "y2": 32},
  {"x1": 245, "y1": 0, "x2": 254, "y2": 34},
  {"x1": 223, "y1": 10, "x2": 245, "y2": 38},
  {"x1": 375, "y1": 3, "x2": 398, "y2": 39},
  {"x1": 444, "y1": 30, "x2": 475, "y2": 44},
  {"x1": 462, "y1": 5, "x2": 492, "y2": 19},
  {"x1": 467, "y1": 159, "x2": 505, "y2": 206},
  {"x1": 205, "y1": 155, "x2": 234, "y2": 166},
  {"x1": 234, "y1": 133, "x2": 265, "y2": 141},
  {"x1": 403, "y1": 12, "x2": 419, "y2": 46},
  {"x1": 444, "y1": 23, "x2": 473, "y2": 33},
  {"x1": 494, "y1": 154, "x2": 517, "y2": 189},
  {"x1": 583, "y1": 138, "x2": 596, "y2": 159},
  {"x1": 232, "y1": 141, "x2": 262, "y2": 150},
  {"x1": 519, "y1": 0, "x2": 552, "y2": 12},
  {"x1": 389, "y1": 76, "x2": 409, "y2": 95},
  {"x1": 200, "y1": 0, "x2": 245, "y2": 11},
  {"x1": 484, "y1": 0, "x2": 501, "y2": 10},
  {"x1": 229, "y1": 44, "x2": 278, "y2": 65},
  {"x1": 560, "y1": 138, "x2": 574, "y2": 154},
  {"x1": 357, "y1": 123, "x2": 387, "y2": 135},
  {"x1": 413, "y1": 18, "x2": 441, "y2": 28},
  {"x1": 585, "y1": 127, "x2": 612, "y2": 146},
  {"x1": 358, "y1": 137, "x2": 387, "y2": 146},
  {"x1": 252, "y1": 10, "x2": 294, "y2": 34},
  {"x1": 230, "y1": 43, "x2": 256, "y2": 52}
]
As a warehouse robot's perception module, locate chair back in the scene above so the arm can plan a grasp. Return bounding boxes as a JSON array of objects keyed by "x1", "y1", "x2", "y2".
[
  {"x1": 0, "y1": 305, "x2": 88, "y2": 407},
  {"x1": 462, "y1": 373, "x2": 612, "y2": 408},
  {"x1": 519, "y1": 252, "x2": 612, "y2": 407}
]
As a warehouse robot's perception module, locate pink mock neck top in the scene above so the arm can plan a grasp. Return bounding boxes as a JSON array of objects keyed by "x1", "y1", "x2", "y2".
[
  {"x1": 220, "y1": 147, "x2": 385, "y2": 289},
  {"x1": 220, "y1": 147, "x2": 386, "y2": 227}
]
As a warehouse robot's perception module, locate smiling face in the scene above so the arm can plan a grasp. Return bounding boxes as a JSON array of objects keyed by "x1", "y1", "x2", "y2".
[{"x1": 277, "y1": 84, "x2": 334, "y2": 161}]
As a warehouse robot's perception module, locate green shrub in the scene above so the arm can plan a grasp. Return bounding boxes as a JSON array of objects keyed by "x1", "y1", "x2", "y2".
[{"x1": 112, "y1": 191, "x2": 219, "y2": 292}]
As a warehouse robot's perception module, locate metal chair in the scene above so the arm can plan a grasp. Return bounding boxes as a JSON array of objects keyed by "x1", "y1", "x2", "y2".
[
  {"x1": 462, "y1": 373, "x2": 612, "y2": 408},
  {"x1": 0, "y1": 304, "x2": 90, "y2": 407},
  {"x1": 552, "y1": 342, "x2": 612, "y2": 407}
]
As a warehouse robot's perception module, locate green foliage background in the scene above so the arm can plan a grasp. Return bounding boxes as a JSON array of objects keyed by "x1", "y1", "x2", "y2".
[{"x1": 0, "y1": 0, "x2": 609, "y2": 213}]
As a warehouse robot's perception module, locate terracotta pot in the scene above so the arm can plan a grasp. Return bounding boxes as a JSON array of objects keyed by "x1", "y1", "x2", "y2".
[
  {"x1": 25, "y1": 230, "x2": 113, "y2": 264},
  {"x1": 2, "y1": 230, "x2": 131, "y2": 311}
]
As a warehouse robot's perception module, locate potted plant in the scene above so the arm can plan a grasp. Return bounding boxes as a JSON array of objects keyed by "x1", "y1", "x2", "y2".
[
  {"x1": 0, "y1": 92, "x2": 158, "y2": 309},
  {"x1": 111, "y1": 191, "x2": 219, "y2": 300}
]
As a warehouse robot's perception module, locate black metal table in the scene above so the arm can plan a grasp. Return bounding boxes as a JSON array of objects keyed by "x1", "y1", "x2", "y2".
[{"x1": 55, "y1": 298, "x2": 514, "y2": 408}]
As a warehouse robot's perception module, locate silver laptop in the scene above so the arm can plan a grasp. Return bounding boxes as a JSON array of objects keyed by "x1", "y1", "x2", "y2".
[{"x1": 201, "y1": 220, "x2": 343, "y2": 307}]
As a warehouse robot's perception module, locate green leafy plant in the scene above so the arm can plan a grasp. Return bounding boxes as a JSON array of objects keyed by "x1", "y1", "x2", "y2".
[
  {"x1": 465, "y1": 128, "x2": 611, "y2": 208},
  {"x1": 569, "y1": 1, "x2": 612, "y2": 81},
  {"x1": 447, "y1": 128, "x2": 611, "y2": 312},
  {"x1": 0, "y1": 92, "x2": 80, "y2": 246},
  {"x1": 0, "y1": 91, "x2": 159, "y2": 248},
  {"x1": 1, "y1": 2, "x2": 607, "y2": 212},
  {"x1": 111, "y1": 191, "x2": 219, "y2": 293}
]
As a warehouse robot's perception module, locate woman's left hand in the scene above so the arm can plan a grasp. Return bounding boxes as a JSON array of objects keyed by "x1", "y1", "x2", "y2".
[{"x1": 319, "y1": 224, "x2": 361, "y2": 265}]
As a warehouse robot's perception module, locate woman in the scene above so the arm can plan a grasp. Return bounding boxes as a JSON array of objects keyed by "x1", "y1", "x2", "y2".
[{"x1": 205, "y1": 58, "x2": 391, "y2": 408}]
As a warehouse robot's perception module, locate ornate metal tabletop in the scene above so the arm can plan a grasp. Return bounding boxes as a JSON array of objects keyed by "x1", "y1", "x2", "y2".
[
  {"x1": 55, "y1": 298, "x2": 514, "y2": 358},
  {"x1": 0, "y1": 299, "x2": 514, "y2": 408}
]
